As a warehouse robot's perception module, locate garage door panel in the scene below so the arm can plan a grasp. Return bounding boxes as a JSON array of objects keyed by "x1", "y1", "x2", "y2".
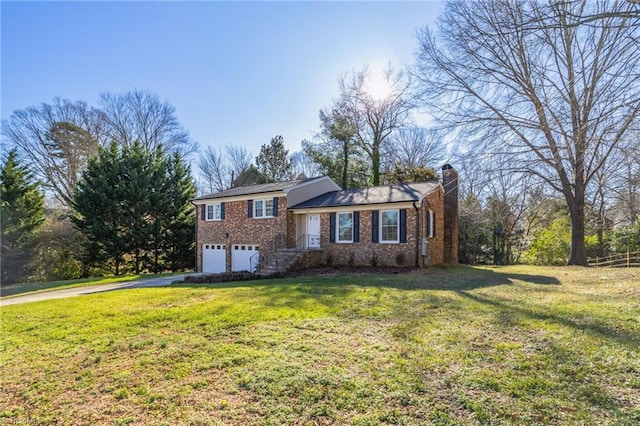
[
  {"x1": 203, "y1": 244, "x2": 226, "y2": 273},
  {"x1": 232, "y1": 244, "x2": 259, "y2": 272}
]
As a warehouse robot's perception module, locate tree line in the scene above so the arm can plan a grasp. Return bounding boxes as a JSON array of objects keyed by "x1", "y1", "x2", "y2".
[
  {"x1": 1, "y1": 90, "x2": 196, "y2": 284},
  {"x1": 199, "y1": 0, "x2": 639, "y2": 266},
  {"x1": 2, "y1": 0, "x2": 639, "y2": 284}
]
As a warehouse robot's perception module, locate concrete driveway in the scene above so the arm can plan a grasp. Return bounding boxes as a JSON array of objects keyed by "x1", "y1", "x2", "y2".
[{"x1": 0, "y1": 274, "x2": 192, "y2": 307}]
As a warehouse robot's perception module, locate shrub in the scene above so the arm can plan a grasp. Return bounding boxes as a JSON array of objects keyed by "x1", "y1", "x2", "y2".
[
  {"x1": 181, "y1": 271, "x2": 264, "y2": 284},
  {"x1": 523, "y1": 216, "x2": 571, "y2": 265},
  {"x1": 324, "y1": 253, "x2": 334, "y2": 267}
]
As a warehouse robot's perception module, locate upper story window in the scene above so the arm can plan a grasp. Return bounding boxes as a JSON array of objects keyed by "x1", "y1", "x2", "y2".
[
  {"x1": 254, "y1": 198, "x2": 274, "y2": 218},
  {"x1": 337, "y1": 212, "x2": 353, "y2": 243},
  {"x1": 206, "y1": 203, "x2": 223, "y2": 221},
  {"x1": 380, "y1": 209, "x2": 399, "y2": 243}
]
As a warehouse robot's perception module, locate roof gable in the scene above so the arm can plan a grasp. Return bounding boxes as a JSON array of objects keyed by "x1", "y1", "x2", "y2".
[
  {"x1": 290, "y1": 181, "x2": 440, "y2": 209},
  {"x1": 193, "y1": 176, "x2": 327, "y2": 201}
]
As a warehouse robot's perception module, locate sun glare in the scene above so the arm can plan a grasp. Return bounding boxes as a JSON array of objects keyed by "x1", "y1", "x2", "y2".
[{"x1": 363, "y1": 67, "x2": 395, "y2": 101}]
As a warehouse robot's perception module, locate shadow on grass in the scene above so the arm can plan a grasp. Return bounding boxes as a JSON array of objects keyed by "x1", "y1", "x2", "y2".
[
  {"x1": 169, "y1": 266, "x2": 561, "y2": 292},
  {"x1": 381, "y1": 266, "x2": 561, "y2": 291},
  {"x1": 457, "y1": 290, "x2": 639, "y2": 350}
]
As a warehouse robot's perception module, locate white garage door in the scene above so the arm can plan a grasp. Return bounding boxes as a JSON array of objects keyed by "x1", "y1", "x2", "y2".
[
  {"x1": 232, "y1": 244, "x2": 259, "y2": 272},
  {"x1": 203, "y1": 244, "x2": 226, "y2": 273}
]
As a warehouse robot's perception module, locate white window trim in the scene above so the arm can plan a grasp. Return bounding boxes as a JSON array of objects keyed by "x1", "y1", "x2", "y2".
[
  {"x1": 206, "y1": 203, "x2": 222, "y2": 221},
  {"x1": 380, "y1": 209, "x2": 400, "y2": 244},
  {"x1": 428, "y1": 210, "x2": 435, "y2": 238},
  {"x1": 253, "y1": 198, "x2": 274, "y2": 219},
  {"x1": 337, "y1": 212, "x2": 354, "y2": 243}
]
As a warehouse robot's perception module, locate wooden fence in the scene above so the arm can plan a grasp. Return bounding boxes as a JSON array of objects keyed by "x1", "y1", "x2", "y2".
[{"x1": 588, "y1": 250, "x2": 640, "y2": 267}]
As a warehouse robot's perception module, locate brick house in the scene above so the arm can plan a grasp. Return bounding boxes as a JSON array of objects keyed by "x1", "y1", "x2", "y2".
[{"x1": 192, "y1": 165, "x2": 458, "y2": 273}]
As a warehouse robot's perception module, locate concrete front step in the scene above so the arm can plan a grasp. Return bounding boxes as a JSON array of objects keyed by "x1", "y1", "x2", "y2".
[{"x1": 256, "y1": 249, "x2": 304, "y2": 274}]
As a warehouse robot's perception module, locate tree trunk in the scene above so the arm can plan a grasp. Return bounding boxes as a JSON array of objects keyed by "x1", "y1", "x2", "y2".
[
  {"x1": 567, "y1": 188, "x2": 588, "y2": 266},
  {"x1": 372, "y1": 147, "x2": 380, "y2": 186}
]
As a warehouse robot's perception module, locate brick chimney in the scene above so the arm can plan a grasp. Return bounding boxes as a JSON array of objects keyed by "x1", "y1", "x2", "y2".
[{"x1": 442, "y1": 164, "x2": 459, "y2": 264}]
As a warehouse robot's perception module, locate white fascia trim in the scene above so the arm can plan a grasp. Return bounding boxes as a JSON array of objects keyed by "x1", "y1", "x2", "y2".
[
  {"x1": 291, "y1": 202, "x2": 415, "y2": 215},
  {"x1": 192, "y1": 190, "x2": 288, "y2": 205}
]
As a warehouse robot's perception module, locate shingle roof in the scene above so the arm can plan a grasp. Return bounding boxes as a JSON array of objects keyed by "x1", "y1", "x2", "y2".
[
  {"x1": 193, "y1": 177, "x2": 324, "y2": 201},
  {"x1": 290, "y1": 181, "x2": 440, "y2": 209}
]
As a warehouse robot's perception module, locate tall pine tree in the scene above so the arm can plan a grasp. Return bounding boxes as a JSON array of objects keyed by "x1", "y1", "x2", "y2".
[
  {"x1": 73, "y1": 142, "x2": 195, "y2": 275},
  {"x1": 73, "y1": 142, "x2": 128, "y2": 275},
  {"x1": 255, "y1": 135, "x2": 294, "y2": 182},
  {"x1": 1, "y1": 150, "x2": 45, "y2": 285},
  {"x1": 162, "y1": 152, "x2": 196, "y2": 272}
]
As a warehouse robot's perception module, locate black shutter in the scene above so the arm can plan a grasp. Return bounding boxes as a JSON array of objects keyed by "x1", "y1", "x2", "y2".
[
  {"x1": 221, "y1": 202, "x2": 225, "y2": 219},
  {"x1": 372, "y1": 210, "x2": 379, "y2": 243},
  {"x1": 329, "y1": 213, "x2": 336, "y2": 243},
  {"x1": 426, "y1": 210, "x2": 431, "y2": 238},
  {"x1": 353, "y1": 211, "x2": 360, "y2": 243},
  {"x1": 399, "y1": 209, "x2": 407, "y2": 243},
  {"x1": 273, "y1": 197, "x2": 278, "y2": 217},
  {"x1": 201, "y1": 204, "x2": 206, "y2": 220},
  {"x1": 247, "y1": 200, "x2": 253, "y2": 218}
]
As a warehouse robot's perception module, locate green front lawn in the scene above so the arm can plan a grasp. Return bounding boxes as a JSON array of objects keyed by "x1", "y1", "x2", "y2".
[{"x1": 1, "y1": 265, "x2": 639, "y2": 425}]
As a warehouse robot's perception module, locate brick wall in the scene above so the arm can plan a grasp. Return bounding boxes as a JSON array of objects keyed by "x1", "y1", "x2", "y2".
[
  {"x1": 314, "y1": 210, "x2": 416, "y2": 267},
  {"x1": 421, "y1": 188, "x2": 445, "y2": 267},
  {"x1": 196, "y1": 186, "x2": 450, "y2": 272},
  {"x1": 196, "y1": 196, "x2": 290, "y2": 272},
  {"x1": 304, "y1": 195, "x2": 445, "y2": 269}
]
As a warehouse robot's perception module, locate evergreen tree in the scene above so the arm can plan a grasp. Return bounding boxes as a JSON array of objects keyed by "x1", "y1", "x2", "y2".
[
  {"x1": 255, "y1": 135, "x2": 294, "y2": 182},
  {"x1": 120, "y1": 142, "x2": 154, "y2": 274},
  {"x1": 73, "y1": 142, "x2": 128, "y2": 275},
  {"x1": 73, "y1": 141, "x2": 196, "y2": 274},
  {"x1": 162, "y1": 152, "x2": 196, "y2": 271},
  {"x1": 1, "y1": 150, "x2": 45, "y2": 284},
  {"x1": 147, "y1": 146, "x2": 170, "y2": 273},
  {"x1": 231, "y1": 165, "x2": 268, "y2": 188},
  {"x1": 385, "y1": 164, "x2": 439, "y2": 185}
]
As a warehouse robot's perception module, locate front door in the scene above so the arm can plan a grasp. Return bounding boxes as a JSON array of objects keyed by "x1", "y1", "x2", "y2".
[{"x1": 306, "y1": 214, "x2": 320, "y2": 248}]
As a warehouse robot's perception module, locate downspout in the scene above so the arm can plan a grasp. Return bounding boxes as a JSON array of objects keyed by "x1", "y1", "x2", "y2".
[{"x1": 413, "y1": 201, "x2": 420, "y2": 268}]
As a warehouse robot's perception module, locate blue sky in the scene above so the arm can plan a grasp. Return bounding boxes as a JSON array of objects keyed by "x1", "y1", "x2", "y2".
[{"x1": 2, "y1": 1, "x2": 442, "y2": 158}]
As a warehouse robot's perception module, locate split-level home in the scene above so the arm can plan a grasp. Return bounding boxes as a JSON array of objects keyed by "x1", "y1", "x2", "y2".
[{"x1": 192, "y1": 164, "x2": 458, "y2": 274}]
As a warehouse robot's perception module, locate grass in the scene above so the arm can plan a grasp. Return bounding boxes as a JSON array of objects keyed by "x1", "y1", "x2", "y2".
[
  {"x1": 0, "y1": 273, "x2": 181, "y2": 298},
  {"x1": 1, "y1": 265, "x2": 639, "y2": 425}
]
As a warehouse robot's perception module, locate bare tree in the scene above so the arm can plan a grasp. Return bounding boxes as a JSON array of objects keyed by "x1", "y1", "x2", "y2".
[
  {"x1": 197, "y1": 146, "x2": 229, "y2": 194},
  {"x1": 196, "y1": 144, "x2": 253, "y2": 194},
  {"x1": 99, "y1": 89, "x2": 194, "y2": 154},
  {"x1": 608, "y1": 135, "x2": 640, "y2": 226},
  {"x1": 225, "y1": 144, "x2": 252, "y2": 182},
  {"x1": 414, "y1": 0, "x2": 640, "y2": 265},
  {"x1": 382, "y1": 126, "x2": 447, "y2": 172},
  {"x1": 2, "y1": 98, "x2": 101, "y2": 205},
  {"x1": 335, "y1": 65, "x2": 414, "y2": 186},
  {"x1": 290, "y1": 150, "x2": 320, "y2": 179}
]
